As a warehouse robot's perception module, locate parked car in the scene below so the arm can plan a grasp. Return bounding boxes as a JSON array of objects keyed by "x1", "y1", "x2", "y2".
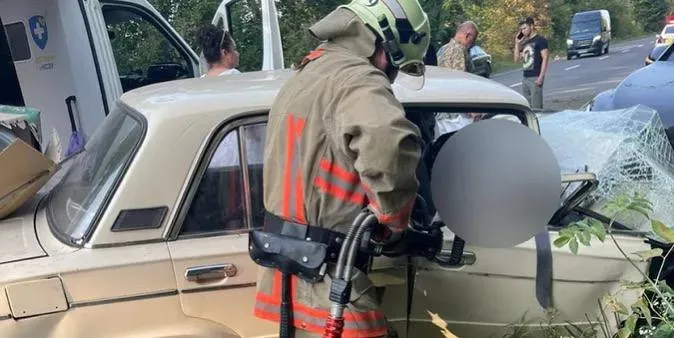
[
  {"x1": 566, "y1": 9, "x2": 612, "y2": 59},
  {"x1": 645, "y1": 43, "x2": 671, "y2": 66},
  {"x1": 469, "y1": 45, "x2": 492, "y2": 78},
  {"x1": 586, "y1": 42, "x2": 674, "y2": 146},
  {"x1": 656, "y1": 23, "x2": 674, "y2": 45},
  {"x1": 0, "y1": 64, "x2": 655, "y2": 338}
]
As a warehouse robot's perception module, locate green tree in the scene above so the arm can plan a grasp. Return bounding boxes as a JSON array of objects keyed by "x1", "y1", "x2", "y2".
[
  {"x1": 633, "y1": 0, "x2": 669, "y2": 32},
  {"x1": 135, "y1": 0, "x2": 652, "y2": 74}
]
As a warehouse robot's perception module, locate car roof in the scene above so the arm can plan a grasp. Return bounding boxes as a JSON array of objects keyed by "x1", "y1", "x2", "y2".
[{"x1": 119, "y1": 66, "x2": 530, "y2": 123}]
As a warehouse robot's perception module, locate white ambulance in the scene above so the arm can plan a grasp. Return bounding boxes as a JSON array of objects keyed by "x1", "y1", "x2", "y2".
[{"x1": 0, "y1": 0, "x2": 284, "y2": 158}]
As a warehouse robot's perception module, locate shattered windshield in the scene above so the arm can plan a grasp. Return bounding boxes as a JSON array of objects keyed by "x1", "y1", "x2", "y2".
[
  {"x1": 538, "y1": 106, "x2": 674, "y2": 231},
  {"x1": 47, "y1": 104, "x2": 144, "y2": 245}
]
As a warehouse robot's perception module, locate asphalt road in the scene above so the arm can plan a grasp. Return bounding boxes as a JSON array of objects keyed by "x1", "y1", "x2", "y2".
[{"x1": 492, "y1": 36, "x2": 656, "y2": 111}]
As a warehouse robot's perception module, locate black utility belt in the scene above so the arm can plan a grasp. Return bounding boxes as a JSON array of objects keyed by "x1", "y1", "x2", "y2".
[{"x1": 248, "y1": 212, "x2": 370, "y2": 283}]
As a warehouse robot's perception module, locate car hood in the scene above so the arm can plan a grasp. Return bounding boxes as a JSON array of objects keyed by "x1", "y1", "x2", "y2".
[
  {"x1": 0, "y1": 196, "x2": 46, "y2": 264},
  {"x1": 613, "y1": 62, "x2": 674, "y2": 127}
]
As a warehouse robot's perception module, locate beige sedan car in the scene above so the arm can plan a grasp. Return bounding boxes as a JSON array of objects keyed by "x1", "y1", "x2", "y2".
[{"x1": 0, "y1": 67, "x2": 649, "y2": 337}]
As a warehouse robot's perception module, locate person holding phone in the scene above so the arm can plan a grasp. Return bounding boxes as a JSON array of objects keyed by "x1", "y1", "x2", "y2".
[{"x1": 514, "y1": 17, "x2": 548, "y2": 110}]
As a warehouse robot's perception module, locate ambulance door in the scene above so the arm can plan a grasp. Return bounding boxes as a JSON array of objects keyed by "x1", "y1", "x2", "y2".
[
  {"x1": 79, "y1": 0, "x2": 201, "y2": 114},
  {"x1": 209, "y1": 0, "x2": 284, "y2": 73}
]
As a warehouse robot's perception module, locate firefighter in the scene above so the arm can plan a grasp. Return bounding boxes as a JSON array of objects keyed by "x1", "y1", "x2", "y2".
[{"x1": 249, "y1": 0, "x2": 431, "y2": 337}]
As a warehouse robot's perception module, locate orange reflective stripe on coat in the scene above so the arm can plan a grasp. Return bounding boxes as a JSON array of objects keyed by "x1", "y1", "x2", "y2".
[
  {"x1": 298, "y1": 49, "x2": 325, "y2": 70},
  {"x1": 313, "y1": 158, "x2": 368, "y2": 206},
  {"x1": 281, "y1": 114, "x2": 306, "y2": 223},
  {"x1": 360, "y1": 184, "x2": 413, "y2": 232},
  {"x1": 313, "y1": 157, "x2": 413, "y2": 232},
  {"x1": 254, "y1": 271, "x2": 388, "y2": 337}
]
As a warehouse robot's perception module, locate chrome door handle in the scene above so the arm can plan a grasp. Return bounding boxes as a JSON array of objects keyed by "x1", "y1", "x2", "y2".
[{"x1": 185, "y1": 263, "x2": 237, "y2": 282}]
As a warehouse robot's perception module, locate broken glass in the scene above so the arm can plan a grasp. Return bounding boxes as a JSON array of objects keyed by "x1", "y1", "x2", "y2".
[{"x1": 538, "y1": 105, "x2": 674, "y2": 231}]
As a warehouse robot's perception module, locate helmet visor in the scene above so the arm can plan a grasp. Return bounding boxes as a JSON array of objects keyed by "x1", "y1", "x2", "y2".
[
  {"x1": 399, "y1": 61, "x2": 425, "y2": 77},
  {"x1": 394, "y1": 67, "x2": 425, "y2": 91}
]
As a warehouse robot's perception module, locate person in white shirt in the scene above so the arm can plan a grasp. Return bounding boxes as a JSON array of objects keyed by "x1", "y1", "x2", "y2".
[
  {"x1": 197, "y1": 24, "x2": 241, "y2": 78},
  {"x1": 196, "y1": 23, "x2": 245, "y2": 169}
]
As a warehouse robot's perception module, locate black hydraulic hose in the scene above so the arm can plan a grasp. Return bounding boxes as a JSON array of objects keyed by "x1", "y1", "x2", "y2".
[
  {"x1": 335, "y1": 211, "x2": 369, "y2": 280},
  {"x1": 344, "y1": 215, "x2": 378, "y2": 281},
  {"x1": 325, "y1": 211, "x2": 376, "y2": 338}
]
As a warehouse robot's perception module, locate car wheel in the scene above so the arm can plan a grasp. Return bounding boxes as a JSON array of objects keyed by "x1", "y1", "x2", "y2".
[
  {"x1": 567, "y1": 54, "x2": 572, "y2": 60},
  {"x1": 485, "y1": 64, "x2": 491, "y2": 78}
]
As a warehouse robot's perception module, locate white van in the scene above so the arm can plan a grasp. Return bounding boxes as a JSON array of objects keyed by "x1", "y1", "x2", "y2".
[{"x1": 0, "y1": 0, "x2": 284, "y2": 157}]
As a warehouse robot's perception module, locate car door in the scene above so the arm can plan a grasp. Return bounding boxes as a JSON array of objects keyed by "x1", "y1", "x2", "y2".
[
  {"x1": 208, "y1": 0, "x2": 284, "y2": 73},
  {"x1": 404, "y1": 112, "x2": 652, "y2": 338},
  {"x1": 167, "y1": 114, "x2": 277, "y2": 337}
]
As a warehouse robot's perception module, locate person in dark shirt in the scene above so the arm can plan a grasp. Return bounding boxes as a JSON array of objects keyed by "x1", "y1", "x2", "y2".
[{"x1": 514, "y1": 17, "x2": 549, "y2": 109}]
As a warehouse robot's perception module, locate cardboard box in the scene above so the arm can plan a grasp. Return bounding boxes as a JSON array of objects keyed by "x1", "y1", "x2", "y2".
[{"x1": 0, "y1": 137, "x2": 56, "y2": 219}]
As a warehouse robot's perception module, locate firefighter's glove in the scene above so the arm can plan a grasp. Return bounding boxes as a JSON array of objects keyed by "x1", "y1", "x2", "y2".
[
  {"x1": 367, "y1": 225, "x2": 408, "y2": 258},
  {"x1": 410, "y1": 194, "x2": 433, "y2": 230}
]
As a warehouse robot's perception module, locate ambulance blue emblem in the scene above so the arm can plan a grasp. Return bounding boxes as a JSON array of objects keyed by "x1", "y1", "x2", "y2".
[{"x1": 28, "y1": 15, "x2": 48, "y2": 50}]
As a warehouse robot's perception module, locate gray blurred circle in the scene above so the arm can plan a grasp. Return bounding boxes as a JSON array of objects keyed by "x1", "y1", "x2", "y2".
[{"x1": 431, "y1": 119, "x2": 561, "y2": 248}]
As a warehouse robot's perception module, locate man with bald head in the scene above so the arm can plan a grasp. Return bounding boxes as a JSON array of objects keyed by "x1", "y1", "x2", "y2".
[
  {"x1": 436, "y1": 21, "x2": 481, "y2": 132},
  {"x1": 438, "y1": 21, "x2": 478, "y2": 72}
]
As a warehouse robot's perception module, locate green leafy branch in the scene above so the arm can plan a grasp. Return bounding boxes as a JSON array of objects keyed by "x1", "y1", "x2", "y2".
[
  {"x1": 553, "y1": 192, "x2": 674, "y2": 337},
  {"x1": 554, "y1": 217, "x2": 606, "y2": 255}
]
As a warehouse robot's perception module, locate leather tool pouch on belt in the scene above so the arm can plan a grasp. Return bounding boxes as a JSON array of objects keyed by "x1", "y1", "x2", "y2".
[
  {"x1": 249, "y1": 231, "x2": 328, "y2": 283},
  {"x1": 249, "y1": 212, "x2": 335, "y2": 283}
]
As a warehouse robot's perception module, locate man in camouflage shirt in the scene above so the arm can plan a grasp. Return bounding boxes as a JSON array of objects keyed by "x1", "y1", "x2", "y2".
[
  {"x1": 438, "y1": 21, "x2": 478, "y2": 72},
  {"x1": 436, "y1": 21, "x2": 481, "y2": 133}
]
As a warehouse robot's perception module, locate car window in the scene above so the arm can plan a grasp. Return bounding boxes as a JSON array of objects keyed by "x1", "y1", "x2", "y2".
[
  {"x1": 470, "y1": 46, "x2": 484, "y2": 57},
  {"x1": 570, "y1": 20, "x2": 600, "y2": 34},
  {"x1": 4, "y1": 22, "x2": 31, "y2": 62},
  {"x1": 47, "y1": 104, "x2": 144, "y2": 245},
  {"x1": 405, "y1": 108, "x2": 529, "y2": 149},
  {"x1": 179, "y1": 121, "x2": 267, "y2": 237},
  {"x1": 651, "y1": 45, "x2": 669, "y2": 60},
  {"x1": 659, "y1": 44, "x2": 674, "y2": 61},
  {"x1": 665, "y1": 26, "x2": 674, "y2": 34},
  {"x1": 181, "y1": 129, "x2": 245, "y2": 236},
  {"x1": 102, "y1": 6, "x2": 194, "y2": 93}
]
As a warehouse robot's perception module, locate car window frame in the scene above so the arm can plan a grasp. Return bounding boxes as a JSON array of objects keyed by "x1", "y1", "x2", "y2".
[
  {"x1": 46, "y1": 101, "x2": 148, "y2": 247},
  {"x1": 657, "y1": 42, "x2": 674, "y2": 62},
  {"x1": 650, "y1": 46, "x2": 665, "y2": 60},
  {"x1": 664, "y1": 25, "x2": 674, "y2": 35},
  {"x1": 168, "y1": 112, "x2": 268, "y2": 241},
  {"x1": 3, "y1": 21, "x2": 32, "y2": 62}
]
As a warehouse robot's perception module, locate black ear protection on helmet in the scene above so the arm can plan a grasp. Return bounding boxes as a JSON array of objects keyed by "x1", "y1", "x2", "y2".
[
  {"x1": 375, "y1": 13, "x2": 427, "y2": 77},
  {"x1": 377, "y1": 15, "x2": 405, "y2": 65}
]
